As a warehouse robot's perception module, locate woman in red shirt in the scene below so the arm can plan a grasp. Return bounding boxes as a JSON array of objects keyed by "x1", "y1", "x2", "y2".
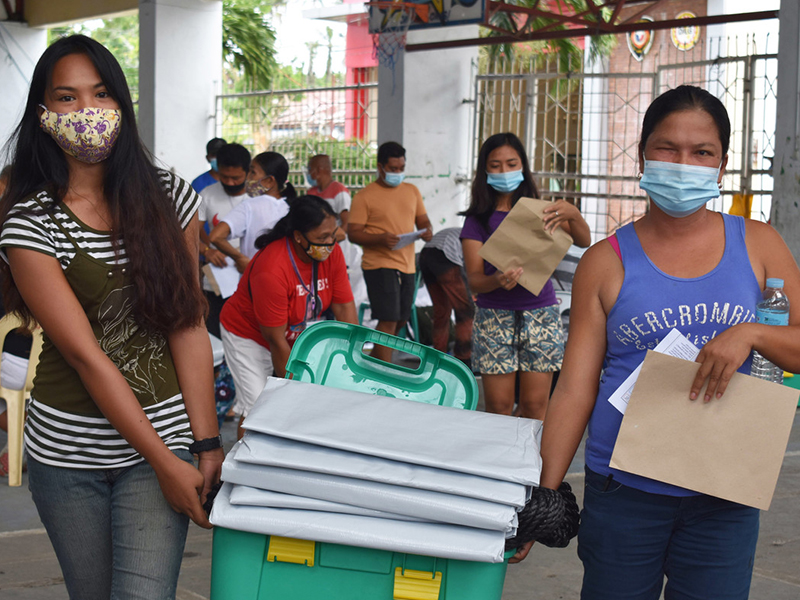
[{"x1": 220, "y1": 196, "x2": 357, "y2": 437}]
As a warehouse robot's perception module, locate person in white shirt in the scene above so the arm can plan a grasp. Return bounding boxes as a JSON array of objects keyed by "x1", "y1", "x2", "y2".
[
  {"x1": 198, "y1": 143, "x2": 250, "y2": 337},
  {"x1": 209, "y1": 151, "x2": 296, "y2": 270}
]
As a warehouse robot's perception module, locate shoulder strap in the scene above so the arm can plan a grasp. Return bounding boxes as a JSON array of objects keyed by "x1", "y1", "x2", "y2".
[
  {"x1": 607, "y1": 233, "x2": 622, "y2": 262},
  {"x1": 247, "y1": 248, "x2": 266, "y2": 300}
]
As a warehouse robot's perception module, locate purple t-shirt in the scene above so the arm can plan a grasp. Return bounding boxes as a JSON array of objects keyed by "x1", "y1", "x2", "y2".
[{"x1": 461, "y1": 210, "x2": 556, "y2": 310}]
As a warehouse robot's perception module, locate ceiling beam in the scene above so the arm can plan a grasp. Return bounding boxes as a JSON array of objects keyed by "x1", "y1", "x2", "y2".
[{"x1": 406, "y1": 9, "x2": 779, "y2": 52}]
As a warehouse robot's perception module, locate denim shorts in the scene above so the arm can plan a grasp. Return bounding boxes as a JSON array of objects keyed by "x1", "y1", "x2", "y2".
[
  {"x1": 471, "y1": 305, "x2": 564, "y2": 374},
  {"x1": 28, "y1": 450, "x2": 194, "y2": 600},
  {"x1": 578, "y1": 467, "x2": 759, "y2": 600}
]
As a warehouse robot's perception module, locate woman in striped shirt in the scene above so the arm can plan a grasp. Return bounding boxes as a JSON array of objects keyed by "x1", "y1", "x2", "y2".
[{"x1": 0, "y1": 35, "x2": 221, "y2": 599}]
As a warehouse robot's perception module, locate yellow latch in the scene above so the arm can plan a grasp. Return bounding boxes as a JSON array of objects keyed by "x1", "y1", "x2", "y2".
[
  {"x1": 266, "y1": 536, "x2": 315, "y2": 567},
  {"x1": 393, "y1": 567, "x2": 442, "y2": 600}
]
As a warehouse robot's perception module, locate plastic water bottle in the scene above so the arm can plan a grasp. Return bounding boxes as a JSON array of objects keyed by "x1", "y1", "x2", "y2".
[{"x1": 750, "y1": 278, "x2": 790, "y2": 383}]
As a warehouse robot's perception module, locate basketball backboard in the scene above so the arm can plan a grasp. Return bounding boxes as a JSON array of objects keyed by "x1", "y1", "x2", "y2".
[{"x1": 368, "y1": 0, "x2": 485, "y2": 34}]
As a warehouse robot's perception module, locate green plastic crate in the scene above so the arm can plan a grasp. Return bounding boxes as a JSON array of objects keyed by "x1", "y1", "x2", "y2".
[
  {"x1": 283, "y1": 321, "x2": 478, "y2": 410},
  {"x1": 211, "y1": 528, "x2": 513, "y2": 600},
  {"x1": 211, "y1": 322, "x2": 507, "y2": 600}
]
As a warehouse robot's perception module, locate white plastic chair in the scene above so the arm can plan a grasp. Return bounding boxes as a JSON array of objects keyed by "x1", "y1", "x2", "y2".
[{"x1": 0, "y1": 314, "x2": 43, "y2": 487}]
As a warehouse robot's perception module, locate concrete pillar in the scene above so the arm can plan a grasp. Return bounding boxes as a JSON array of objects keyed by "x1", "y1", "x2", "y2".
[
  {"x1": 377, "y1": 34, "x2": 404, "y2": 146},
  {"x1": 771, "y1": 2, "x2": 800, "y2": 260},
  {"x1": 0, "y1": 22, "x2": 47, "y2": 151},
  {"x1": 138, "y1": 0, "x2": 222, "y2": 181},
  {"x1": 377, "y1": 26, "x2": 479, "y2": 229}
]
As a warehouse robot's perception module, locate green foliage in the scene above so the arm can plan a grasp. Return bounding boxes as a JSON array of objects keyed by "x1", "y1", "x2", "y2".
[
  {"x1": 482, "y1": 0, "x2": 617, "y2": 72},
  {"x1": 48, "y1": 15, "x2": 140, "y2": 100},
  {"x1": 223, "y1": 0, "x2": 282, "y2": 92}
]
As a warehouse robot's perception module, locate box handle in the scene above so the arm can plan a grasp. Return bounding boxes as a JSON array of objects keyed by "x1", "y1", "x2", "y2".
[
  {"x1": 266, "y1": 536, "x2": 315, "y2": 567},
  {"x1": 393, "y1": 567, "x2": 442, "y2": 600}
]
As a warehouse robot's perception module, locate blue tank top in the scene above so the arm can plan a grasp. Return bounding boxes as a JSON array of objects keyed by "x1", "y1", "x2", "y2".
[{"x1": 585, "y1": 214, "x2": 761, "y2": 496}]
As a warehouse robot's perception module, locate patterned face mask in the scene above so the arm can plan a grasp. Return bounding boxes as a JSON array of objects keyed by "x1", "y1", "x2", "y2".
[
  {"x1": 300, "y1": 232, "x2": 336, "y2": 262},
  {"x1": 245, "y1": 178, "x2": 271, "y2": 198},
  {"x1": 39, "y1": 105, "x2": 121, "y2": 164}
]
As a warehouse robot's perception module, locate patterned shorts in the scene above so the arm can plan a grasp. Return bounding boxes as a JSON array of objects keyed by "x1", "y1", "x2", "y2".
[{"x1": 472, "y1": 305, "x2": 565, "y2": 375}]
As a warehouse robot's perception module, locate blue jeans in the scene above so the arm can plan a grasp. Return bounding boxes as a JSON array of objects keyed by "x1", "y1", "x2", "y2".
[
  {"x1": 579, "y1": 468, "x2": 759, "y2": 600},
  {"x1": 28, "y1": 451, "x2": 193, "y2": 600}
]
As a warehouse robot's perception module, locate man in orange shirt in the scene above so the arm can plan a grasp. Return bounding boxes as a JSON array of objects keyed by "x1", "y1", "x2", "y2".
[{"x1": 348, "y1": 142, "x2": 433, "y2": 362}]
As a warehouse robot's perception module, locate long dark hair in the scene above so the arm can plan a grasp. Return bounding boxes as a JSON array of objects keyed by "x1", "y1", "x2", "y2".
[
  {"x1": 640, "y1": 85, "x2": 731, "y2": 156},
  {"x1": 0, "y1": 35, "x2": 205, "y2": 334},
  {"x1": 253, "y1": 151, "x2": 297, "y2": 201},
  {"x1": 460, "y1": 132, "x2": 539, "y2": 232},
  {"x1": 255, "y1": 195, "x2": 336, "y2": 251}
]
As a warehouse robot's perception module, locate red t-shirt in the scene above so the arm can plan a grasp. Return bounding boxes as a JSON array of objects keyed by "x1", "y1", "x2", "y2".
[{"x1": 220, "y1": 238, "x2": 354, "y2": 349}]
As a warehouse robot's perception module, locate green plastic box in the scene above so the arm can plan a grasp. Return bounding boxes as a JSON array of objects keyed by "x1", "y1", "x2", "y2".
[{"x1": 211, "y1": 323, "x2": 509, "y2": 600}]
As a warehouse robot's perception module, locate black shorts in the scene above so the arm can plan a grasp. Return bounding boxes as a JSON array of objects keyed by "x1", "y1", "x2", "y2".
[{"x1": 363, "y1": 268, "x2": 416, "y2": 322}]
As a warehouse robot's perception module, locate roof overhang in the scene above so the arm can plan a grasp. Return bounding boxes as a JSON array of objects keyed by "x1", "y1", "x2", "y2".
[{"x1": 14, "y1": 0, "x2": 138, "y2": 28}]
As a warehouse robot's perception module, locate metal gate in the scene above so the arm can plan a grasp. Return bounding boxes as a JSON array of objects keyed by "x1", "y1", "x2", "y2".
[
  {"x1": 215, "y1": 80, "x2": 379, "y2": 192},
  {"x1": 473, "y1": 45, "x2": 778, "y2": 241}
]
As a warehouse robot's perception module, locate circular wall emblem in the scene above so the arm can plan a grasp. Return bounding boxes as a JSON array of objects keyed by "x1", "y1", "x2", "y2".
[
  {"x1": 671, "y1": 11, "x2": 700, "y2": 51},
  {"x1": 627, "y1": 17, "x2": 654, "y2": 62}
]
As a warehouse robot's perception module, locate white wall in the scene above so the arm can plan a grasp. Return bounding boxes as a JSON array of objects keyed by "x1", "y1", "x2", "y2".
[
  {"x1": 0, "y1": 22, "x2": 47, "y2": 160},
  {"x1": 404, "y1": 26, "x2": 478, "y2": 229},
  {"x1": 378, "y1": 25, "x2": 479, "y2": 231},
  {"x1": 138, "y1": 0, "x2": 222, "y2": 182}
]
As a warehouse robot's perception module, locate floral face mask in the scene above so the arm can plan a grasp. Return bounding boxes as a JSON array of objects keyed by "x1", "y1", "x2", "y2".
[
  {"x1": 39, "y1": 105, "x2": 122, "y2": 164},
  {"x1": 300, "y1": 231, "x2": 336, "y2": 262},
  {"x1": 246, "y1": 178, "x2": 271, "y2": 198}
]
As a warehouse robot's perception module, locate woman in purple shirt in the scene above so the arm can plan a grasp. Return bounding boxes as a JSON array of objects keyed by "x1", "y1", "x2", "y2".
[{"x1": 460, "y1": 133, "x2": 591, "y2": 419}]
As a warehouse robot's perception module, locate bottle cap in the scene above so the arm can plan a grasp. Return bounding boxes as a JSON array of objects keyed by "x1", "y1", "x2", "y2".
[{"x1": 766, "y1": 278, "x2": 784, "y2": 288}]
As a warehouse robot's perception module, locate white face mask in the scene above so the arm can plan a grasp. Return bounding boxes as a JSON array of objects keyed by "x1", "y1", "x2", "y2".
[{"x1": 639, "y1": 160, "x2": 722, "y2": 218}]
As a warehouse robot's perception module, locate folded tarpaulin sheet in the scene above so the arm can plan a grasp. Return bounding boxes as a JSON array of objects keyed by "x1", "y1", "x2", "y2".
[
  {"x1": 237, "y1": 432, "x2": 530, "y2": 508},
  {"x1": 222, "y1": 446, "x2": 518, "y2": 533},
  {"x1": 211, "y1": 482, "x2": 508, "y2": 563},
  {"x1": 229, "y1": 485, "x2": 430, "y2": 523},
  {"x1": 243, "y1": 378, "x2": 542, "y2": 486}
]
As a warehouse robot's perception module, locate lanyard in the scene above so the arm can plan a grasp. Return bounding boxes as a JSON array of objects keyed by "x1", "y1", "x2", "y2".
[{"x1": 286, "y1": 238, "x2": 319, "y2": 323}]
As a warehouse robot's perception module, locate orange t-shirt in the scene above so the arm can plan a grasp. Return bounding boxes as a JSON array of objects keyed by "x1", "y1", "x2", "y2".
[{"x1": 349, "y1": 181, "x2": 426, "y2": 273}]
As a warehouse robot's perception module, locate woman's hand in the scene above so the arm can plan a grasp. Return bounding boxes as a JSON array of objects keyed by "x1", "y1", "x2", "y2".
[
  {"x1": 542, "y1": 200, "x2": 582, "y2": 235},
  {"x1": 197, "y1": 447, "x2": 225, "y2": 505},
  {"x1": 508, "y1": 541, "x2": 535, "y2": 564},
  {"x1": 495, "y1": 267, "x2": 523, "y2": 291},
  {"x1": 155, "y1": 454, "x2": 213, "y2": 528},
  {"x1": 690, "y1": 323, "x2": 754, "y2": 402},
  {"x1": 203, "y1": 247, "x2": 228, "y2": 268}
]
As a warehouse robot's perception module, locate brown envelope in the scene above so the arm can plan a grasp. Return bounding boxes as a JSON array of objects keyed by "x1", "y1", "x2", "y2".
[
  {"x1": 610, "y1": 351, "x2": 799, "y2": 510},
  {"x1": 478, "y1": 197, "x2": 573, "y2": 296}
]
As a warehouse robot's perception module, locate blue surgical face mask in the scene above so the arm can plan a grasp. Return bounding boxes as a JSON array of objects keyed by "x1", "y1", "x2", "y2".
[
  {"x1": 306, "y1": 172, "x2": 317, "y2": 188},
  {"x1": 210, "y1": 158, "x2": 218, "y2": 172},
  {"x1": 487, "y1": 169, "x2": 524, "y2": 193},
  {"x1": 639, "y1": 160, "x2": 721, "y2": 218},
  {"x1": 383, "y1": 171, "x2": 405, "y2": 187}
]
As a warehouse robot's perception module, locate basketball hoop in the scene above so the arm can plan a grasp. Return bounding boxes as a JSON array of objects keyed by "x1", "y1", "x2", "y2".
[{"x1": 367, "y1": 1, "x2": 430, "y2": 74}]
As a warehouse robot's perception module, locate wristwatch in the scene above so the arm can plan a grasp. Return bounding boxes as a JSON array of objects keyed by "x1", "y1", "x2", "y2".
[{"x1": 188, "y1": 435, "x2": 223, "y2": 454}]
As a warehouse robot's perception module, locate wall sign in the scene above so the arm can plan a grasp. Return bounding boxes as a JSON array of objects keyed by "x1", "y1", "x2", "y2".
[
  {"x1": 671, "y1": 11, "x2": 700, "y2": 52},
  {"x1": 627, "y1": 17, "x2": 654, "y2": 62}
]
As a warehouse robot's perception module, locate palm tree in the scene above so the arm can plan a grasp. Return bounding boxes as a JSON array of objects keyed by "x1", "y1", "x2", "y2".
[
  {"x1": 485, "y1": 0, "x2": 616, "y2": 71},
  {"x1": 223, "y1": 0, "x2": 284, "y2": 91}
]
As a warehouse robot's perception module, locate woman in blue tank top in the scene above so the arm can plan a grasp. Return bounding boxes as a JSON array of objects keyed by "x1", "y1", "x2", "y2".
[{"x1": 510, "y1": 86, "x2": 800, "y2": 599}]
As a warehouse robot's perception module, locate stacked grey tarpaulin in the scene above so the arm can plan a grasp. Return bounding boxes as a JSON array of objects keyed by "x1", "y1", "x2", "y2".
[{"x1": 210, "y1": 378, "x2": 542, "y2": 563}]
